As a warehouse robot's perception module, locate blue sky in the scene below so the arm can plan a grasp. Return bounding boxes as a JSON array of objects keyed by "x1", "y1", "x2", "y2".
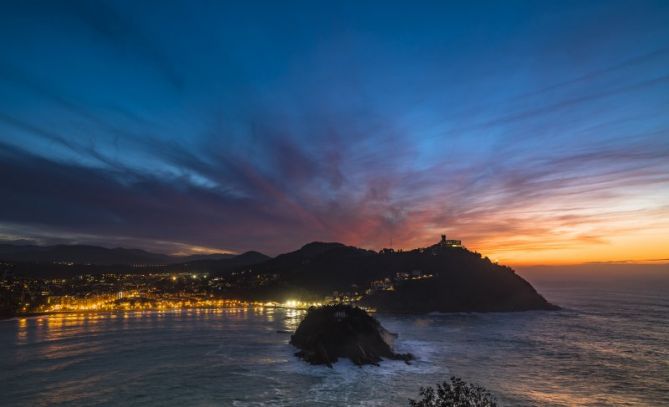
[{"x1": 1, "y1": 0, "x2": 668, "y2": 263}]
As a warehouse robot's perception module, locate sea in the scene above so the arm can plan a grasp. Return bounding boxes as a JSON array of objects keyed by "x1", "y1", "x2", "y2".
[{"x1": 1, "y1": 270, "x2": 668, "y2": 407}]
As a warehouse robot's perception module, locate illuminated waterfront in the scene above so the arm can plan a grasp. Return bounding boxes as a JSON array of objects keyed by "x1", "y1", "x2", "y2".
[
  {"x1": 37, "y1": 296, "x2": 326, "y2": 314},
  {"x1": 2, "y1": 270, "x2": 368, "y2": 318}
]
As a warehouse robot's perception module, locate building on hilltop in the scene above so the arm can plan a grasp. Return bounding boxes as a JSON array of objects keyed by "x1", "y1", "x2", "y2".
[{"x1": 438, "y1": 234, "x2": 462, "y2": 248}]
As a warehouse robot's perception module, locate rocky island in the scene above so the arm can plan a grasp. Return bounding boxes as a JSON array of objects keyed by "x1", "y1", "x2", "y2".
[{"x1": 290, "y1": 304, "x2": 413, "y2": 367}]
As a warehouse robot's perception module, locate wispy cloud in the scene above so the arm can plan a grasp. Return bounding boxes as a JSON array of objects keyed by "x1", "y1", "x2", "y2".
[{"x1": 0, "y1": 1, "x2": 668, "y2": 263}]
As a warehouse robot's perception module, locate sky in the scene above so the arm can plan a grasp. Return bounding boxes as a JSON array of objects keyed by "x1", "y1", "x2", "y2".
[{"x1": 1, "y1": 0, "x2": 668, "y2": 265}]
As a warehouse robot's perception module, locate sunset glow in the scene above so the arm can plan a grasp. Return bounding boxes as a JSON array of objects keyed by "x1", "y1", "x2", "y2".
[{"x1": 1, "y1": 1, "x2": 668, "y2": 266}]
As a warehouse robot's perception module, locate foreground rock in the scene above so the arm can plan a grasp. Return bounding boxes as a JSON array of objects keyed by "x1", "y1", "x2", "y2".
[{"x1": 290, "y1": 305, "x2": 413, "y2": 367}]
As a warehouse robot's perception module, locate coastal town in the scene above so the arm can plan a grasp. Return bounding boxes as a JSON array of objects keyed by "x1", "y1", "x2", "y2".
[
  {"x1": 0, "y1": 236, "x2": 461, "y2": 318},
  {"x1": 0, "y1": 262, "x2": 438, "y2": 317}
]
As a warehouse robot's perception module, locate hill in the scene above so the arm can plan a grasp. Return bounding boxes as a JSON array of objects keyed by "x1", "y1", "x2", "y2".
[
  {"x1": 1, "y1": 238, "x2": 558, "y2": 313},
  {"x1": 0, "y1": 245, "x2": 271, "y2": 279},
  {"x1": 167, "y1": 251, "x2": 272, "y2": 273},
  {"x1": 0, "y1": 242, "x2": 241, "y2": 265},
  {"x1": 228, "y1": 240, "x2": 558, "y2": 312},
  {"x1": 0, "y1": 243, "x2": 172, "y2": 265}
]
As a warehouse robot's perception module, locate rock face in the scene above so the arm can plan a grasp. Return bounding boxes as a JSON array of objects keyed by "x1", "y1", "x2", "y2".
[{"x1": 290, "y1": 305, "x2": 413, "y2": 367}]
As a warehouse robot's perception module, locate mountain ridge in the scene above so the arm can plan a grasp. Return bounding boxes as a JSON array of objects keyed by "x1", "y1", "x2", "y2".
[
  {"x1": 215, "y1": 239, "x2": 559, "y2": 312},
  {"x1": 0, "y1": 242, "x2": 249, "y2": 265},
  {"x1": 1, "y1": 238, "x2": 558, "y2": 313}
]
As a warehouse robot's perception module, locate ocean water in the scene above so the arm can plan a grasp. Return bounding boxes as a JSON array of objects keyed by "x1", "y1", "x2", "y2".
[{"x1": 1, "y1": 275, "x2": 668, "y2": 407}]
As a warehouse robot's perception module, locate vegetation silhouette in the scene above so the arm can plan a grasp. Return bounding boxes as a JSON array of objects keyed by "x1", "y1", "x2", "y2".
[{"x1": 409, "y1": 377, "x2": 497, "y2": 407}]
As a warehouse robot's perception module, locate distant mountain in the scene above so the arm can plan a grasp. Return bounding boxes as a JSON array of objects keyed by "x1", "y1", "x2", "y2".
[
  {"x1": 0, "y1": 243, "x2": 257, "y2": 266},
  {"x1": 177, "y1": 253, "x2": 237, "y2": 262},
  {"x1": 169, "y1": 251, "x2": 272, "y2": 273},
  {"x1": 230, "y1": 240, "x2": 559, "y2": 313},
  {"x1": 0, "y1": 243, "x2": 173, "y2": 265}
]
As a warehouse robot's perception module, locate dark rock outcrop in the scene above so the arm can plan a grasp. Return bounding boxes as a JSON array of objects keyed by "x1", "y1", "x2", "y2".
[
  {"x1": 290, "y1": 305, "x2": 413, "y2": 367},
  {"x1": 361, "y1": 261, "x2": 560, "y2": 313}
]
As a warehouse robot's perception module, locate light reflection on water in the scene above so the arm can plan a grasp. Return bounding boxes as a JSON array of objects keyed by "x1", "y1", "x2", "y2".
[{"x1": 1, "y1": 281, "x2": 668, "y2": 407}]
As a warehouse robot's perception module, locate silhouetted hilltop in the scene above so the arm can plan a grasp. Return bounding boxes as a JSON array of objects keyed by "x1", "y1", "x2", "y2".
[
  {"x1": 0, "y1": 243, "x2": 173, "y2": 265},
  {"x1": 2, "y1": 246, "x2": 271, "y2": 278},
  {"x1": 233, "y1": 239, "x2": 558, "y2": 312},
  {"x1": 171, "y1": 251, "x2": 271, "y2": 272},
  {"x1": 0, "y1": 242, "x2": 258, "y2": 266},
  {"x1": 1, "y1": 238, "x2": 559, "y2": 312},
  {"x1": 294, "y1": 242, "x2": 350, "y2": 257},
  {"x1": 238, "y1": 242, "x2": 377, "y2": 297}
]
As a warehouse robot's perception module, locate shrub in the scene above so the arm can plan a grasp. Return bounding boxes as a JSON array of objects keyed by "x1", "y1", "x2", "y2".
[{"x1": 409, "y1": 377, "x2": 497, "y2": 407}]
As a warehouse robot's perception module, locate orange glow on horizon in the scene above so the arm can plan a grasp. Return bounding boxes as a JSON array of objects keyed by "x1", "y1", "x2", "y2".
[
  {"x1": 348, "y1": 202, "x2": 669, "y2": 266},
  {"x1": 379, "y1": 230, "x2": 669, "y2": 267}
]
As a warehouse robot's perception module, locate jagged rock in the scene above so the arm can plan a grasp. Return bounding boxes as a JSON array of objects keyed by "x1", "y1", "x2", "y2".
[{"x1": 290, "y1": 305, "x2": 413, "y2": 367}]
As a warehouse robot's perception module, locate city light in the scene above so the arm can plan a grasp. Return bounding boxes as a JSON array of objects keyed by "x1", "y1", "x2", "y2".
[{"x1": 35, "y1": 293, "x2": 327, "y2": 314}]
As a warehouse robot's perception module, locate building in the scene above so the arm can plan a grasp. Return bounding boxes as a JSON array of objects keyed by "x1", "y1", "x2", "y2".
[
  {"x1": 369, "y1": 278, "x2": 394, "y2": 292},
  {"x1": 438, "y1": 234, "x2": 462, "y2": 248}
]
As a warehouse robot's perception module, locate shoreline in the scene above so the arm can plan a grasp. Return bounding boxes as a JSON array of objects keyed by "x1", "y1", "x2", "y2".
[
  {"x1": 0, "y1": 305, "x2": 311, "y2": 321},
  {"x1": 1, "y1": 304, "x2": 564, "y2": 322}
]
